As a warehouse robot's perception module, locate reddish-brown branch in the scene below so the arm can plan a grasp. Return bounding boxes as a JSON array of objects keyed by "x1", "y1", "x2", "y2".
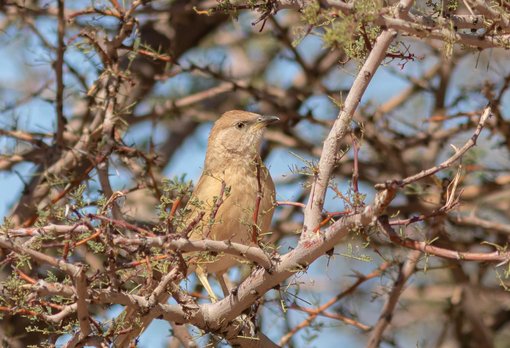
[
  {"x1": 289, "y1": 304, "x2": 371, "y2": 331},
  {"x1": 62, "y1": 240, "x2": 71, "y2": 260},
  {"x1": 55, "y1": 0, "x2": 65, "y2": 146},
  {"x1": 74, "y1": 229, "x2": 101, "y2": 247},
  {"x1": 31, "y1": 300, "x2": 64, "y2": 311},
  {"x1": 180, "y1": 211, "x2": 206, "y2": 238},
  {"x1": 313, "y1": 211, "x2": 351, "y2": 233},
  {"x1": 204, "y1": 180, "x2": 226, "y2": 238},
  {"x1": 167, "y1": 196, "x2": 182, "y2": 234},
  {"x1": 0, "y1": 306, "x2": 40, "y2": 318},
  {"x1": 108, "y1": 0, "x2": 123, "y2": 14},
  {"x1": 252, "y1": 161, "x2": 262, "y2": 243},
  {"x1": 16, "y1": 269, "x2": 37, "y2": 284},
  {"x1": 137, "y1": 48, "x2": 173, "y2": 63},
  {"x1": 378, "y1": 217, "x2": 510, "y2": 263},
  {"x1": 169, "y1": 197, "x2": 182, "y2": 220}
]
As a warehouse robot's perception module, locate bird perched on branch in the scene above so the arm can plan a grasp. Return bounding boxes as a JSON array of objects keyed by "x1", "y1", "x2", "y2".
[
  {"x1": 115, "y1": 110, "x2": 278, "y2": 345},
  {"x1": 184, "y1": 110, "x2": 278, "y2": 299}
]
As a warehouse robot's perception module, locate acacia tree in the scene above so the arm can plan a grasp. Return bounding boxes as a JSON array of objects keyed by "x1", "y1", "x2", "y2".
[{"x1": 1, "y1": 0, "x2": 510, "y2": 347}]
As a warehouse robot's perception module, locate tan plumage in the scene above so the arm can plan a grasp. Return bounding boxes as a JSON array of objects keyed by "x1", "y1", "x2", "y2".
[
  {"x1": 115, "y1": 110, "x2": 277, "y2": 345},
  {"x1": 184, "y1": 110, "x2": 277, "y2": 297}
]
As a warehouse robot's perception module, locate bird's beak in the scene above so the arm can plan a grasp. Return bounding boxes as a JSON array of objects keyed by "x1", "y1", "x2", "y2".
[{"x1": 256, "y1": 115, "x2": 280, "y2": 126}]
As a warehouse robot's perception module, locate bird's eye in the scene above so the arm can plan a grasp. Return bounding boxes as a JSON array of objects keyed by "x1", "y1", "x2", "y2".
[{"x1": 235, "y1": 122, "x2": 246, "y2": 129}]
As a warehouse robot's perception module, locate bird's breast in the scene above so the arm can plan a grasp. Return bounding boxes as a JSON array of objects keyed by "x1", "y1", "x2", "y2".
[
  {"x1": 186, "y1": 158, "x2": 275, "y2": 274},
  {"x1": 209, "y1": 159, "x2": 275, "y2": 243}
]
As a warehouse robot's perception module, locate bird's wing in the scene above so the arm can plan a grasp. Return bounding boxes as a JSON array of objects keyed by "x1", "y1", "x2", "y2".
[
  {"x1": 192, "y1": 171, "x2": 226, "y2": 206},
  {"x1": 184, "y1": 172, "x2": 226, "y2": 240}
]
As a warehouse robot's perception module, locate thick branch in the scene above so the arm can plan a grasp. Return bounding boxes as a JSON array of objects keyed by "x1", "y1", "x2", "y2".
[
  {"x1": 302, "y1": 29, "x2": 398, "y2": 236},
  {"x1": 114, "y1": 236, "x2": 274, "y2": 270}
]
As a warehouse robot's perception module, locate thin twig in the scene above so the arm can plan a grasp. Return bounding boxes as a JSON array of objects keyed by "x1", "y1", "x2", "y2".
[
  {"x1": 280, "y1": 262, "x2": 392, "y2": 345},
  {"x1": 375, "y1": 107, "x2": 492, "y2": 189},
  {"x1": 252, "y1": 161, "x2": 262, "y2": 243},
  {"x1": 378, "y1": 217, "x2": 510, "y2": 264}
]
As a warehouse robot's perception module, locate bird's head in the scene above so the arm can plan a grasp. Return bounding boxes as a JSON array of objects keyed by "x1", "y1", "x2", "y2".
[{"x1": 206, "y1": 110, "x2": 279, "y2": 160}]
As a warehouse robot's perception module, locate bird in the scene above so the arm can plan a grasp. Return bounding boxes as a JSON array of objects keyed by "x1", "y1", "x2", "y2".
[
  {"x1": 115, "y1": 110, "x2": 278, "y2": 345},
  {"x1": 183, "y1": 110, "x2": 278, "y2": 300}
]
